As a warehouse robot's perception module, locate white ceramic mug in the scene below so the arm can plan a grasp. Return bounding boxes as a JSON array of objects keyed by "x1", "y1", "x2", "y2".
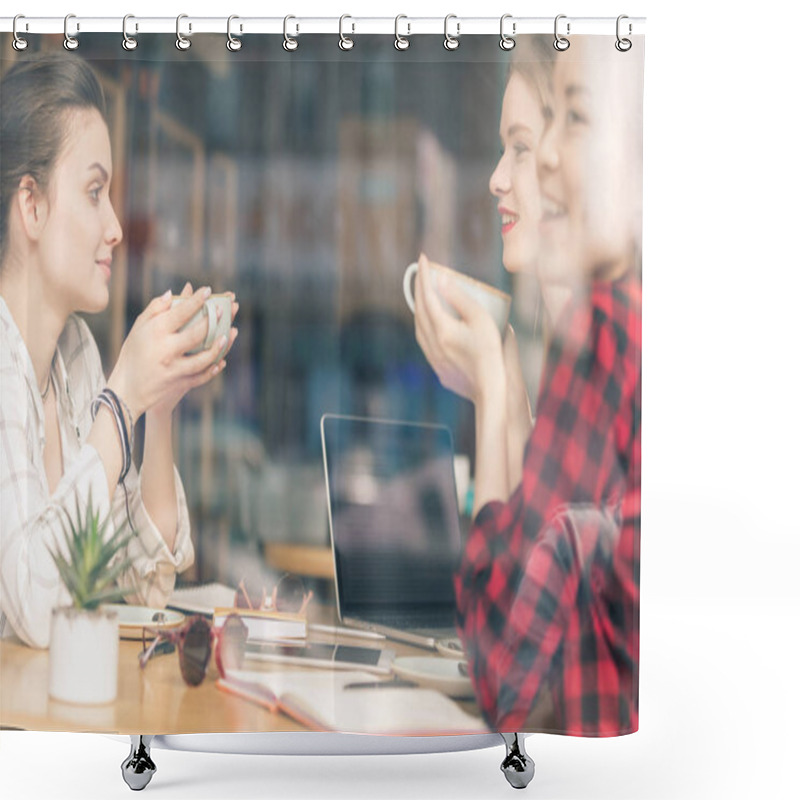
[
  {"x1": 403, "y1": 261, "x2": 511, "y2": 337},
  {"x1": 173, "y1": 293, "x2": 232, "y2": 363}
]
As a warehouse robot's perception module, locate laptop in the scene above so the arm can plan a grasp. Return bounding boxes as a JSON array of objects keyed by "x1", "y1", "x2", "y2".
[{"x1": 321, "y1": 414, "x2": 462, "y2": 650}]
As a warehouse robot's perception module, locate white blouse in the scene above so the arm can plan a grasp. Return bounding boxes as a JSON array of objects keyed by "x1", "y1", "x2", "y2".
[{"x1": 0, "y1": 297, "x2": 194, "y2": 648}]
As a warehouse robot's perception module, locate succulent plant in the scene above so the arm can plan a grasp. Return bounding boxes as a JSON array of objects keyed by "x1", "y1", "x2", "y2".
[{"x1": 48, "y1": 493, "x2": 136, "y2": 611}]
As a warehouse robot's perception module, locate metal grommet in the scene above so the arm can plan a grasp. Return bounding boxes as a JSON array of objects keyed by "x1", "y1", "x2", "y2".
[
  {"x1": 122, "y1": 14, "x2": 138, "y2": 51},
  {"x1": 283, "y1": 15, "x2": 298, "y2": 51},
  {"x1": 12, "y1": 15, "x2": 28, "y2": 51},
  {"x1": 615, "y1": 15, "x2": 632, "y2": 52},
  {"x1": 394, "y1": 15, "x2": 410, "y2": 51},
  {"x1": 339, "y1": 14, "x2": 354, "y2": 51},
  {"x1": 443, "y1": 14, "x2": 460, "y2": 51},
  {"x1": 176, "y1": 14, "x2": 191, "y2": 51},
  {"x1": 63, "y1": 14, "x2": 79, "y2": 51},
  {"x1": 499, "y1": 14, "x2": 516, "y2": 51},
  {"x1": 227, "y1": 15, "x2": 242, "y2": 51},
  {"x1": 553, "y1": 14, "x2": 570, "y2": 51}
]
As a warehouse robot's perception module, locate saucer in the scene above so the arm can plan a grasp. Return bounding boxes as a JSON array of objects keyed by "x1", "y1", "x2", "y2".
[
  {"x1": 435, "y1": 636, "x2": 465, "y2": 659},
  {"x1": 105, "y1": 605, "x2": 185, "y2": 640},
  {"x1": 391, "y1": 656, "x2": 474, "y2": 699}
]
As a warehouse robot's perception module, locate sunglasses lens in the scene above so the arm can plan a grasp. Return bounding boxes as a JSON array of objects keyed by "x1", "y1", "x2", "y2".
[
  {"x1": 275, "y1": 575, "x2": 305, "y2": 613},
  {"x1": 218, "y1": 616, "x2": 248, "y2": 675},
  {"x1": 180, "y1": 619, "x2": 211, "y2": 686}
]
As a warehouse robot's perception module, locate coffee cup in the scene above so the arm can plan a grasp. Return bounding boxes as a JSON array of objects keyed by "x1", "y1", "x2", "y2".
[
  {"x1": 403, "y1": 260, "x2": 511, "y2": 337},
  {"x1": 172, "y1": 293, "x2": 232, "y2": 363}
]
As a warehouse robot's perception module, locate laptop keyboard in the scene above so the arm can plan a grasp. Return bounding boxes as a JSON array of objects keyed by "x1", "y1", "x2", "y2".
[{"x1": 367, "y1": 612, "x2": 456, "y2": 631}]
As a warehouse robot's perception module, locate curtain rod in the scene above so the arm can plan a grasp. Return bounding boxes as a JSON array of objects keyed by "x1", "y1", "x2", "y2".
[{"x1": 0, "y1": 16, "x2": 646, "y2": 37}]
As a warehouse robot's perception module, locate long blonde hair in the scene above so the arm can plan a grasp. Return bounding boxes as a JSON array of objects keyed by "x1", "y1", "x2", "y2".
[{"x1": 507, "y1": 35, "x2": 554, "y2": 111}]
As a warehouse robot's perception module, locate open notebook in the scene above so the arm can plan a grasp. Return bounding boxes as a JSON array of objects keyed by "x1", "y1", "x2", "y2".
[{"x1": 217, "y1": 669, "x2": 487, "y2": 735}]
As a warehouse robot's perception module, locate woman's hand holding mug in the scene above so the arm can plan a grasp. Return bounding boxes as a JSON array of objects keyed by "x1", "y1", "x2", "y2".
[
  {"x1": 107, "y1": 283, "x2": 239, "y2": 422},
  {"x1": 411, "y1": 253, "x2": 507, "y2": 406}
]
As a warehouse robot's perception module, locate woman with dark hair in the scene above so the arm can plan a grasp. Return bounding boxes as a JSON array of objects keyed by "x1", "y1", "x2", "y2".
[
  {"x1": 414, "y1": 37, "x2": 643, "y2": 734},
  {"x1": 0, "y1": 56, "x2": 237, "y2": 648}
]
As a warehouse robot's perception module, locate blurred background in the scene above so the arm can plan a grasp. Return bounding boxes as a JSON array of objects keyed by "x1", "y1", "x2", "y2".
[{"x1": 1, "y1": 34, "x2": 546, "y2": 592}]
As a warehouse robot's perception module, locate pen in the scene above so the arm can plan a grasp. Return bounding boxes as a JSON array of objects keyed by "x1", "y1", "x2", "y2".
[
  {"x1": 344, "y1": 679, "x2": 417, "y2": 690},
  {"x1": 308, "y1": 623, "x2": 386, "y2": 641}
]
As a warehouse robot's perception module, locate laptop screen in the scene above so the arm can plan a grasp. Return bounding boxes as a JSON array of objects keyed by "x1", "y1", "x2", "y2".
[{"x1": 321, "y1": 415, "x2": 462, "y2": 621}]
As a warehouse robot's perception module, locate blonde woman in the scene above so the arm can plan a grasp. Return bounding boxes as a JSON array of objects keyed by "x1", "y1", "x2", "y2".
[{"x1": 414, "y1": 37, "x2": 643, "y2": 734}]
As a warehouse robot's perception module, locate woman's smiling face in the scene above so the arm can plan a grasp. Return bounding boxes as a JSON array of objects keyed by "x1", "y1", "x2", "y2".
[
  {"x1": 536, "y1": 39, "x2": 643, "y2": 286},
  {"x1": 36, "y1": 107, "x2": 123, "y2": 316},
  {"x1": 489, "y1": 72, "x2": 547, "y2": 275}
]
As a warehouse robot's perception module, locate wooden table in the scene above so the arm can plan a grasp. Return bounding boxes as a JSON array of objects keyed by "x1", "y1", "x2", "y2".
[
  {"x1": 1, "y1": 634, "x2": 302, "y2": 735},
  {"x1": 263, "y1": 543, "x2": 335, "y2": 581},
  {"x1": 0, "y1": 607, "x2": 510, "y2": 735}
]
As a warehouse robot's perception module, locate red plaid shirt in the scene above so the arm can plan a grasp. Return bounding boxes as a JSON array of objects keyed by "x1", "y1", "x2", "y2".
[{"x1": 454, "y1": 275, "x2": 641, "y2": 735}]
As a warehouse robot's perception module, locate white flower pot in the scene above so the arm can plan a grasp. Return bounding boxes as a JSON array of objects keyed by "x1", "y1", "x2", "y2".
[{"x1": 49, "y1": 606, "x2": 119, "y2": 705}]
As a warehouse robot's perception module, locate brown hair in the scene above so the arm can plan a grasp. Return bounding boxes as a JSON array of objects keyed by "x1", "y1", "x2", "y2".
[
  {"x1": 506, "y1": 35, "x2": 554, "y2": 108},
  {"x1": 0, "y1": 55, "x2": 107, "y2": 267}
]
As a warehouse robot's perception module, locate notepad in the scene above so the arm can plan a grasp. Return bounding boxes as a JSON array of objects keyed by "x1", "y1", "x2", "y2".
[
  {"x1": 214, "y1": 608, "x2": 307, "y2": 642},
  {"x1": 168, "y1": 582, "x2": 237, "y2": 617},
  {"x1": 217, "y1": 669, "x2": 488, "y2": 735}
]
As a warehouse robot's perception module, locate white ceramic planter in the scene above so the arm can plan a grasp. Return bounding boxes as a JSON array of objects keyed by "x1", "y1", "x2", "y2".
[{"x1": 49, "y1": 606, "x2": 119, "y2": 705}]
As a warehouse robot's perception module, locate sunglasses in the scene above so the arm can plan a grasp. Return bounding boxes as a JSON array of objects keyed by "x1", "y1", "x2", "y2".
[
  {"x1": 139, "y1": 614, "x2": 248, "y2": 686},
  {"x1": 235, "y1": 573, "x2": 313, "y2": 615}
]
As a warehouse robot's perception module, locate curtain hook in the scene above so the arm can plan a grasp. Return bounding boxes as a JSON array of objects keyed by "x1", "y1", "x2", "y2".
[
  {"x1": 615, "y1": 15, "x2": 632, "y2": 52},
  {"x1": 12, "y1": 15, "x2": 28, "y2": 51},
  {"x1": 554, "y1": 14, "x2": 570, "y2": 51},
  {"x1": 394, "y1": 15, "x2": 410, "y2": 51},
  {"x1": 443, "y1": 14, "x2": 460, "y2": 51},
  {"x1": 227, "y1": 15, "x2": 242, "y2": 51},
  {"x1": 176, "y1": 14, "x2": 191, "y2": 51},
  {"x1": 283, "y1": 15, "x2": 298, "y2": 51},
  {"x1": 63, "y1": 13, "x2": 79, "y2": 51},
  {"x1": 122, "y1": 14, "x2": 138, "y2": 51},
  {"x1": 499, "y1": 14, "x2": 516, "y2": 51},
  {"x1": 339, "y1": 14, "x2": 354, "y2": 51}
]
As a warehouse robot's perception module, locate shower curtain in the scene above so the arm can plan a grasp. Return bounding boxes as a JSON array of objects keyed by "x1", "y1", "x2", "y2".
[{"x1": 0, "y1": 22, "x2": 644, "y2": 739}]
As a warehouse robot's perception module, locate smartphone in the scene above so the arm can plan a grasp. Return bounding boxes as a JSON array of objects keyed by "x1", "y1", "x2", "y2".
[{"x1": 244, "y1": 642, "x2": 395, "y2": 675}]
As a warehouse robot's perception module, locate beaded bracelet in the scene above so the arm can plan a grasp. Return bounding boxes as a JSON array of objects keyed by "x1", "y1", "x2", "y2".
[
  {"x1": 91, "y1": 392, "x2": 129, "y2": 482},
  {"x1": 103, "y1": 388, "x2": 132, "y2": 481},
  {"x1": 117, "y1": 394, "x2": 134, "y2": 448},
  {"x1": 103, "y1": 387, "x2": 133, "y2": 452},
  {"x1": 90, "y1": 388, "x2": 132, "y2": 484}
]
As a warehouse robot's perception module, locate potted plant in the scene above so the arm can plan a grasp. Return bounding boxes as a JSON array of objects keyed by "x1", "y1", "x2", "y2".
[{"x1": 48, "y1": 494, "x2": 135, "y2": 705}]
